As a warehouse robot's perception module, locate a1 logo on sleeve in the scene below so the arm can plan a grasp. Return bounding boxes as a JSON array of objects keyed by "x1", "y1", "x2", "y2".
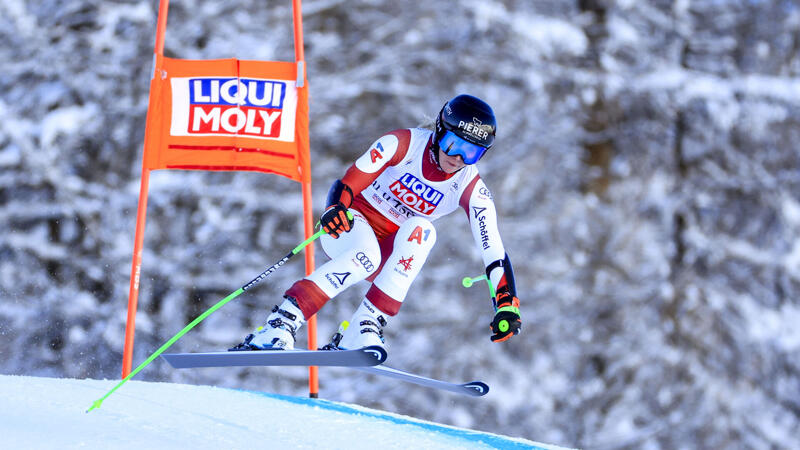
[
  {"x1": 170, "y1": 77, "x2": 298, "y2": 141},
  {"x1": 355, "y1": 134, "x2": 398, "y2": 173},
  {"x1": 369, "y1": 142, "x2": 385, "y2": 163}
]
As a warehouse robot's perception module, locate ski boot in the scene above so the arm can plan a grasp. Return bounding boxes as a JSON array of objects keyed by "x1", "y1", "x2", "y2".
[
  {"x1": 337, "y1": 299, "x2": 387, "y2": 351},
  {"x1": 229, "y1": 296, "x2": 304, "y2": 351}
]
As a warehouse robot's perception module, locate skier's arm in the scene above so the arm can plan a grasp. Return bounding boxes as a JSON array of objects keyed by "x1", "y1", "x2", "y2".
[
  {"x1": 460, "y1": 177, "x2": 521, "y2": 342},
  {"x1": 321, "y1": 130, "x2": 410, "y2": 238}
]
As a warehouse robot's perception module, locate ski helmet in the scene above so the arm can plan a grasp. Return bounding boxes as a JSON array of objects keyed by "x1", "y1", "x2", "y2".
[{"x1": 434, "y1": 94, "x2": 496, "y2": 164}]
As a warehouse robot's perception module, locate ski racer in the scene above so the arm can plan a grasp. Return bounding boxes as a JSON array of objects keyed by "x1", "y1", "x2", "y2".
[{"x1": 232, "y1": 94, "x2": 521, "y2": 351}]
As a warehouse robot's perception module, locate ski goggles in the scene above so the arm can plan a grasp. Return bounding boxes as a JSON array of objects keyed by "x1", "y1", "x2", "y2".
[{"x1": 437, "y1": 130, "x2": 488, "y2": 165}]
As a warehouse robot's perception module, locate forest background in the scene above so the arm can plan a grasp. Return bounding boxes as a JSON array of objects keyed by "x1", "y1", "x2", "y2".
[{"x1": 1, "y1": 1, "x2": 799, "y2": 448}]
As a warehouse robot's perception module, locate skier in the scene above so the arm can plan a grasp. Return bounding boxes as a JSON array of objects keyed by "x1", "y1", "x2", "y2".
[{"x1": 232, "y1": 94, "x2": 521, "y2": 352}]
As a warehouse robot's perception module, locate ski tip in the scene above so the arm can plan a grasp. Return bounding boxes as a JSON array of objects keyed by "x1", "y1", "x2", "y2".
[
  {"x1": 463, "y1": 381, "x2": 490, "y2": 396},
  {"x1": 361, "y1": 345, "x2": 388, "y2": 364}
]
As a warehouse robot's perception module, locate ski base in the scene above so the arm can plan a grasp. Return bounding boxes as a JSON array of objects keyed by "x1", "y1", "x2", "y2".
[
  {"x1": 161, "y1": 345, "x2": 387, "y2": 369},
  {"x1": 354, "y1": 365, "x2": 489, "y2": 397}
]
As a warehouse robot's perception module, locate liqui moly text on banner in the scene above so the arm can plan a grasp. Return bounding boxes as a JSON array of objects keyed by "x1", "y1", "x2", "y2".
[{"x1": 170, "y1": 77, "x2": 298, "y2": 142}]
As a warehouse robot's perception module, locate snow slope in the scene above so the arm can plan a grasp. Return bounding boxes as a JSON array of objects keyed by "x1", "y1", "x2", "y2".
[{"x1": 1, "y1": 374, "x2": 565, "y2": 450}]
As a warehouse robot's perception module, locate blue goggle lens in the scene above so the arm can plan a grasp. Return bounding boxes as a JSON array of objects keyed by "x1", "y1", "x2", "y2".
[{"x1": 437, "y1": 131, "x2": 487, "y2": 165}]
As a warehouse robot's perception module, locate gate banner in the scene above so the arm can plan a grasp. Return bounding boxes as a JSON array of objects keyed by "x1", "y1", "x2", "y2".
[{"x1": 142, "y1": 56, "x2": 307, "y2": 181}]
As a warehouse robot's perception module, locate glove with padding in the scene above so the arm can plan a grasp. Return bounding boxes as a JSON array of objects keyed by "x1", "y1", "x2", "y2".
[
  {"x1": 320, "y1": 203, "x2": 353, "y2": 239},
  {"x1": 320, "y1": 179, "x2": 355, "y2": 239},
  {"x1": 490, "y1": 291, "x2": 521, "y2": 343}
]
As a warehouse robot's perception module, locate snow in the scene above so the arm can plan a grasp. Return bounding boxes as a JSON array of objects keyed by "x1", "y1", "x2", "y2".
[
  {"x1": 2, "y1": 374, "x2": 559, "y2": 450},
  {"x1": 511, "y1": 15, "x2": 588, "y2": 59},
  {"x1": 40, "y1": 105, "x2": 98, "y2": 149}
]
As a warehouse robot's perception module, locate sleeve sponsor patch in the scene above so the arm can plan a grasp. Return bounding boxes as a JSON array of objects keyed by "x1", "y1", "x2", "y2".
[{"x1": 355, "y1": 134, "x2": 399, "y2": 173}]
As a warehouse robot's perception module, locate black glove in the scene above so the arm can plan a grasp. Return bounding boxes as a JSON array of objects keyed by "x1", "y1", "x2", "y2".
[
  {"x1": 320, "y1": 203, "x2": 353, "y2": 239},
  {"x1": 320, "y1": 179, "x2": 355, "y2": 239},
  {"x1": 490, "y1": 292, "x2": 521, "y2": 342}
]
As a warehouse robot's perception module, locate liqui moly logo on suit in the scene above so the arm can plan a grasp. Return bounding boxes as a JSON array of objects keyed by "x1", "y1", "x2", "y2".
[
  {"x1": 389, "y1": 174, "x2": 443, "y2": 215},
  {"x1": 170, "y1": 77, "x2": 298, "y2": 141}
]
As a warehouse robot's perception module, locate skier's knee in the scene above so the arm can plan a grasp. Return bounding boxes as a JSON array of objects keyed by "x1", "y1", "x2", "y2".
[
  {"x1": 356, "y1": 239, "x2": 382, "y2": 277},
  {"x1": 398, "y1": 217, "x2": 436, "y2": 251}
]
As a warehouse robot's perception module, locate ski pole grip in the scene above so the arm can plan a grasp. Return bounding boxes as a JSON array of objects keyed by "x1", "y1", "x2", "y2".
[
  {"x1": 304, "y1": 212, "x2": 355, "y2": 254},
  {"x1": 461, "y1": 274, "x2": 496, "y2": 298},
  {"x1": 498, "y1": 320, "x2": 509, "y2": 333},
  {"x1": 295, "y1": 212, "x2": 352, "y2": 255},
  {"x1": 462, "y1": 274, "x2": 486, "y2": 288}
]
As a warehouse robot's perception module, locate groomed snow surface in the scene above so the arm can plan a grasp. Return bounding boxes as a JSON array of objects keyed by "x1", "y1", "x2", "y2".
[{"x1": 2, "y1": 374, "x2": 567, "y2": 449}]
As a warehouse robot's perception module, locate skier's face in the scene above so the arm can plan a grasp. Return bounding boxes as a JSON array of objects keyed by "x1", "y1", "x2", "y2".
[{"x1": 438, "y1": 147, "x2": 467, "y2": 173}]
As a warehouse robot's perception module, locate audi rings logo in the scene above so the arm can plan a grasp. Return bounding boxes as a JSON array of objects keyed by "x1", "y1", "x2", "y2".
[{"x1": 355, "y1": 252, "x2": 374, "y2": 272}]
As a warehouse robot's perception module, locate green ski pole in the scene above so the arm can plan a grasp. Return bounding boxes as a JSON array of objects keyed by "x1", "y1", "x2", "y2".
[
  {"x1": 461, "y1": 274, "x2": 496, "y2": 299},
  {"x1": 87, "y1": 223, "x2": 334, "y2": 413},
  {"x1": 463, "y1": 273, "x2": 520, "y2": 337}
]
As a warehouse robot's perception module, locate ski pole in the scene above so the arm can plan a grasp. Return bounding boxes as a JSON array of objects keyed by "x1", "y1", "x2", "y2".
[
  {"x1": 87, "y1": 219, "x2": 339, "y2": 413},
  {"x1": 463, "y1": 274, "x2": 519, "y2": 338},
  {"x1": 461, "y1": 274, "x2": 496, "y2": 300}
]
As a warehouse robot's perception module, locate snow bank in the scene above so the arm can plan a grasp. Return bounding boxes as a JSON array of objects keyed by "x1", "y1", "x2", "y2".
[{"x1": 1, "y1": 374, "x2": 567, "y2": 450}]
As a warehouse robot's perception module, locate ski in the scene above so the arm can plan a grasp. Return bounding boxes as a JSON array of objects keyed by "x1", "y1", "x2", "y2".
[
  {"x1": 161, "y1": 345, "x2": 387, "y2": 369},
  {"x1": 353, "y1": 365, "x2": 489, "y2": 397}
]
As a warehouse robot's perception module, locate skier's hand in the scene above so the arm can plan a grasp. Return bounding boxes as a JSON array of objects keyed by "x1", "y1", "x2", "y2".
[
  {"x1": 490, "y1": 291, "x2": 521, "y2": 343},
  {"x1": 320, "y1": 203, "x2": 353, "y2": 239}
]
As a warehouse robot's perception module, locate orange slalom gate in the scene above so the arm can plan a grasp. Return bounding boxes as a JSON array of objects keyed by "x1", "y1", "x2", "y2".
[{"x1": 123, "y1": 0, "x2": 320, "y2": 397}]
